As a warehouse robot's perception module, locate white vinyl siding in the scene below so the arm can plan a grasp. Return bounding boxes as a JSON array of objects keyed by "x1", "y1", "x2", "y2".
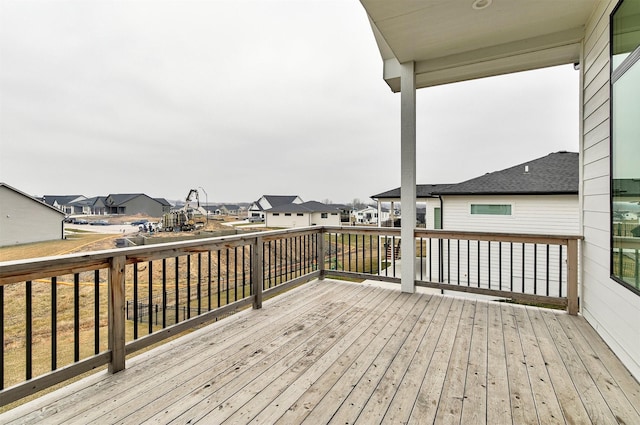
[
  {"x1": 0, "y1": 186, "x2": 64, "y2": 246},
  {"x1": 418, "y1": 195, "x2": 578, "y2": 296},
  {"x1": 581, "y1": 0, "x2": 640, "y2": 381},
  {"x1": 442, "y1": 195, "x2": 579, "y2": 235},
  {"x1": 265, "y1": 211, "x2": 340, "y2": 228}
]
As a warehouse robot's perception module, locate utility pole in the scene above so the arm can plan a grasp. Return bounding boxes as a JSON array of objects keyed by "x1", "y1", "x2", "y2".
[{"x1": 198, "y1": 186, "x2": 209, "y2": 224}]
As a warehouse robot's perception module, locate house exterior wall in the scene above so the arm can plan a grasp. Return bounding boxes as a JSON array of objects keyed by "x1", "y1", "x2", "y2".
[
  {"x1": 354, "y1": 207, "x2": 381, "y2": 224},
  {"x1": 120, "y1": 196, "x2": 166, "y2": 217},
  {"x1": 580, "y1": 0, "x2": 640, "y2": 381},
  {"x1": 0, "y1": 186, "x2": 64, "y2": 246},
  {"x1": 418, "y1": 195, "x2": 579, "y2": 295},
  {"x1": 440, "y1": 195, "x2": 580, "y2": 234},
  {"x1": 310, "y1": 212, "x2": 341, "y2": 227},
  {"x1": 421, "y1": 198, "x2": 442, "y2": 230},
  {"x1": 266, "y1": 213, "x2": 311, "y2": 228},
  {"x1": 265, "y1": 211, "x2": 340, "y2": 228}
]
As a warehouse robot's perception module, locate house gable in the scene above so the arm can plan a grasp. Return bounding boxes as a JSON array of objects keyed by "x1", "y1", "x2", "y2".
[{"x1": 0, "y1": 183, "x2": 65, "y2": 246}]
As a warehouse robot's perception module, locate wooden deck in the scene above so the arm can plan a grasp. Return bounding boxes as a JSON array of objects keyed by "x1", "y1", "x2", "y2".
[{"x1": 2, "y1": 279, "x2": 639, "y2": 424}]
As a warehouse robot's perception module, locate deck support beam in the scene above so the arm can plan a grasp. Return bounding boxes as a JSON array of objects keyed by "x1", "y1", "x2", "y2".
[
  {"x1": 252, "y1": 237, "x2": 263, "y2": 309},
  {"x1": 400, "y1": 61, "x2": 416, "y2": 293},
  {"x1": 567, "y1": 238, "x2": 579, "y2": 315},
  {"x1": 108, "y1": 255, "x2": 126, "y2": 373}
]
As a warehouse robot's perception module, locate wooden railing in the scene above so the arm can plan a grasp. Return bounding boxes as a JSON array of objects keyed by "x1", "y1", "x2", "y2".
[
  {"x1": 321, "y1": 227, "x2": 581, "y2": 314},
  {"x1": 0, "y1": 226, "x2": 581, "y2": 406},
  {"x1": 0, "y1": 228, "x2": 319, "y2": 406}
]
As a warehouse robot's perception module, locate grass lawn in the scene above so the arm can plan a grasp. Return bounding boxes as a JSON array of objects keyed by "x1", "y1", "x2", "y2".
[{"x1": 0, "y1": 232, "x2": 120, "y2": 262}]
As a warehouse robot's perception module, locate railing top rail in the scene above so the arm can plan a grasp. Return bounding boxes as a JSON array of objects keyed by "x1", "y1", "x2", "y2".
[
  {"x1": 321, "y1": 226, "x2": 582, "y2": 244},
  {"x1": 414, "y1": 229, "x2": 583, "y2": 244},
  {"x1": 0, "y1": 227, "x2": 318, "y2": 285},
  {"x1": 0, "y1": 225, "x2": 582, "y2": 285}
]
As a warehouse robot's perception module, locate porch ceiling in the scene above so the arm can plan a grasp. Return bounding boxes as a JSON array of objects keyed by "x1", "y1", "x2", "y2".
[{"x1": 359, "y1": 0, "x2": 599, "y2": 91}]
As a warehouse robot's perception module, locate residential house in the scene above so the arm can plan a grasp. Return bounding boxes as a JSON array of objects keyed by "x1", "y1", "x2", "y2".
[
  {"x1": 265, "y1": 201, "x2": 342, "y2": 228},
  {"x1": 360, "y1": 0, "x2": 640, "y2": 381},
  {"x1": 103, "y1": 194, "x2": 172, "y2": 217},
  {"x1": 372, "y1": 183, "x2": 454, "y2": 228},
  {"x1": 41, "y1": 195, "x2": 87, "y2": 215},
  {"x1": 85, "y1": 196, "x2": 108, "y2": 215},
  {"x1": 373, "y1": 152, "x2": 579, "y2": 235},
  {"x1": 216, "y1": 205, "x2": 240, "y2": 216},
  {"x1": 352, "y1": 205, "x2": 393, "y2": 225},
  {"x1": 373, "y1": 152, "x2": 580, "y2": 293},
  {"x1": 248, "y1": 195, "x2": 303, "y2": 219},
  {"x1": 0, "y1": 183, "x2": 66, "y2": 246}
]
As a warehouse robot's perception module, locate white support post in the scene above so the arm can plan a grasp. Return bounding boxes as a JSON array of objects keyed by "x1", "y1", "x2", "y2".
[{"x1": 400, "y1": 61, "x2": 416, "y2": 294}]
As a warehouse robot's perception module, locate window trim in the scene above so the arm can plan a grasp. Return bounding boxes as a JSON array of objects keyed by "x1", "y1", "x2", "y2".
[
  {"x1": 469, "y1": 203, "x2": 513, "y2": 216},
  {"x1": 609, "y1": 0, "x2": 640, "y2": 295}
]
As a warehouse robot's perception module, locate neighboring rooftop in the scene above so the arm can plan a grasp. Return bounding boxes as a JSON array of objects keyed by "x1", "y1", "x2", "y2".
[
  {"x1": 372, "y1": 152, "x2": 578, "y2": 199},
  {"x1": 437, "y1": 151, "x2": 578, "y2": 195},
  {"x1": 268, "y1": 201, "x2": 341, "y2": 214},
  {"x1": 372, "y1": 184, "x2": 455, "y2": 199}
]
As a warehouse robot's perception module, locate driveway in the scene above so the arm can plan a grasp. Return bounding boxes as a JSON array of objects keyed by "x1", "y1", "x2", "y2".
[{"x1": 65, "y1": 223, "x2": 140, "y2": 235}]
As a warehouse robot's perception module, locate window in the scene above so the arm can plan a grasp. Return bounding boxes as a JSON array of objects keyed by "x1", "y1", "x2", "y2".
[
  {"x1": 273, "y1": 213, "x2": 279, "y2": 216},
  {"x1": 321, "y1": 213, "x2": 328, "y2": 219},
  {"x1": 434, "y1": 207, "x2": 442, "y2": 229},
  {"x1": 297, "y1": 213, "x2": 304, "y2": 216},
  {"x1": 285, "y1": 213, "x2": 291, "y2": 217},
  {"x1": 470, "y1": 204, "x2": 512, "y2": 215},
  {"x1": 611, "y1": 0, "x2": 640, "y2": 293}
]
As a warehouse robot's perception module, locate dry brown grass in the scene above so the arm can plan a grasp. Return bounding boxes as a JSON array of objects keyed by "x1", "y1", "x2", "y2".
[{"x1": 0, "y1": 232, "x2": 121, "y2": 262}]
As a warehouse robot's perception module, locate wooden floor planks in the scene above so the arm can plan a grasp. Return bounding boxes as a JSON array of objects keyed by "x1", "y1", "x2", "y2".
[{"x1": 2, "y1": 279, "x2": 640, "y2": 425}]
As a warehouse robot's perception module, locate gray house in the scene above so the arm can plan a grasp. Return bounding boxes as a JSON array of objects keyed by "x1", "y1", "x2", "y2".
[
  {"x1": 0, "y1": 183, "x2": 66, "y2": 246},
  {"x1": 103, "y1": 194, "x2": 172, "y2": 217}
]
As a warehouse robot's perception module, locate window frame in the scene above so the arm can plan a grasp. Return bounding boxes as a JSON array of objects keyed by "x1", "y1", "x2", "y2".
[
  {"x1": 469, "y1": 204, "x2": 513, "y2": 216},
  {"x1": 609, "y1": 0, "x2": 640, "y2": 295}
]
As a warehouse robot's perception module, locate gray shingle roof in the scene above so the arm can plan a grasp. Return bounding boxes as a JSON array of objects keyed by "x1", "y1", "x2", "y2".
[
  {"x1": 371, "y1": 152, "x2": 578, "y2": 199},
  {"x1": 436, "y1": 152, "x2": 578, "y2": 195},
  {"x1": 42, "y1": 195, "x2": 84, "y2": 206},
  {"x1": 268, "y1": 201, "x2": 340, "y2": 213},
  {"x1": 372, "y1": 184, "x2": 455, "y2": 199},
  {"x1": 263, "y1": 195, "x2": 300, "y2": 207}
]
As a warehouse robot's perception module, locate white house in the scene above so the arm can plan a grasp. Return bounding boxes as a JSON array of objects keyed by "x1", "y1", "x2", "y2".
[
  {"x1": 359, "y1": 0, "x2": 640, "y2": 381},
  {"x1": 374, "y1": 152, "x2": 580, "y2": 294},
  {"x1": 265, "y1": 201, "x2": 342, "y2": 228},
  {"x1": 0, "y1": 183, "x2": 66, "y2": 246},
  {"x1": 41, "y1": 195, "x2": 87, "y2": 215},
  {"x1": 352, "y1": 205, "x2": 394, "y2": 225},
  {"x1": 248, "y1": 195, "x2": 303, "y2": 219}
]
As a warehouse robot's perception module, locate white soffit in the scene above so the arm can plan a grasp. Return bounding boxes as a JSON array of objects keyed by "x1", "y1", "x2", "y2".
[{"x1": 360, "y1": 0, "x2": 599, "y2": 91}]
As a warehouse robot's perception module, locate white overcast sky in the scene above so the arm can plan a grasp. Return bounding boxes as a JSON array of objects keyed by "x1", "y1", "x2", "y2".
[{"x1": 0, "y1": 0, "x2": 579, "y2": 204}]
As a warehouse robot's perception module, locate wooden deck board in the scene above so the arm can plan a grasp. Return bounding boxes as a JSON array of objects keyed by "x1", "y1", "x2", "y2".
[
  {"x1": 485, "y1": 301, "x2": 511, "y2": 425},
  {"x1": 91, "y1": 282, "x2": 363, "y2": 424},
  {"x1": 2, "y1": 279, "x2": 639, "y2": 425},
  {"x1": 541, "y1": 309, "x2": 620, "y2": 425},
  {"x1": 407, "y1": 297, "x2": 465, "y2": 424},
  {"x1": 287, "y1": 293, "x2": 420, "y2": 424},
  {"x1": 460, "y1": 299, "x2": 488, "y2": 425},
  {"x1": 501, "y1": 304, "x2": 539, "y2": 425},
  {"x1": 512, "y1": 304, "x2": 565, "y2": 425}
]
